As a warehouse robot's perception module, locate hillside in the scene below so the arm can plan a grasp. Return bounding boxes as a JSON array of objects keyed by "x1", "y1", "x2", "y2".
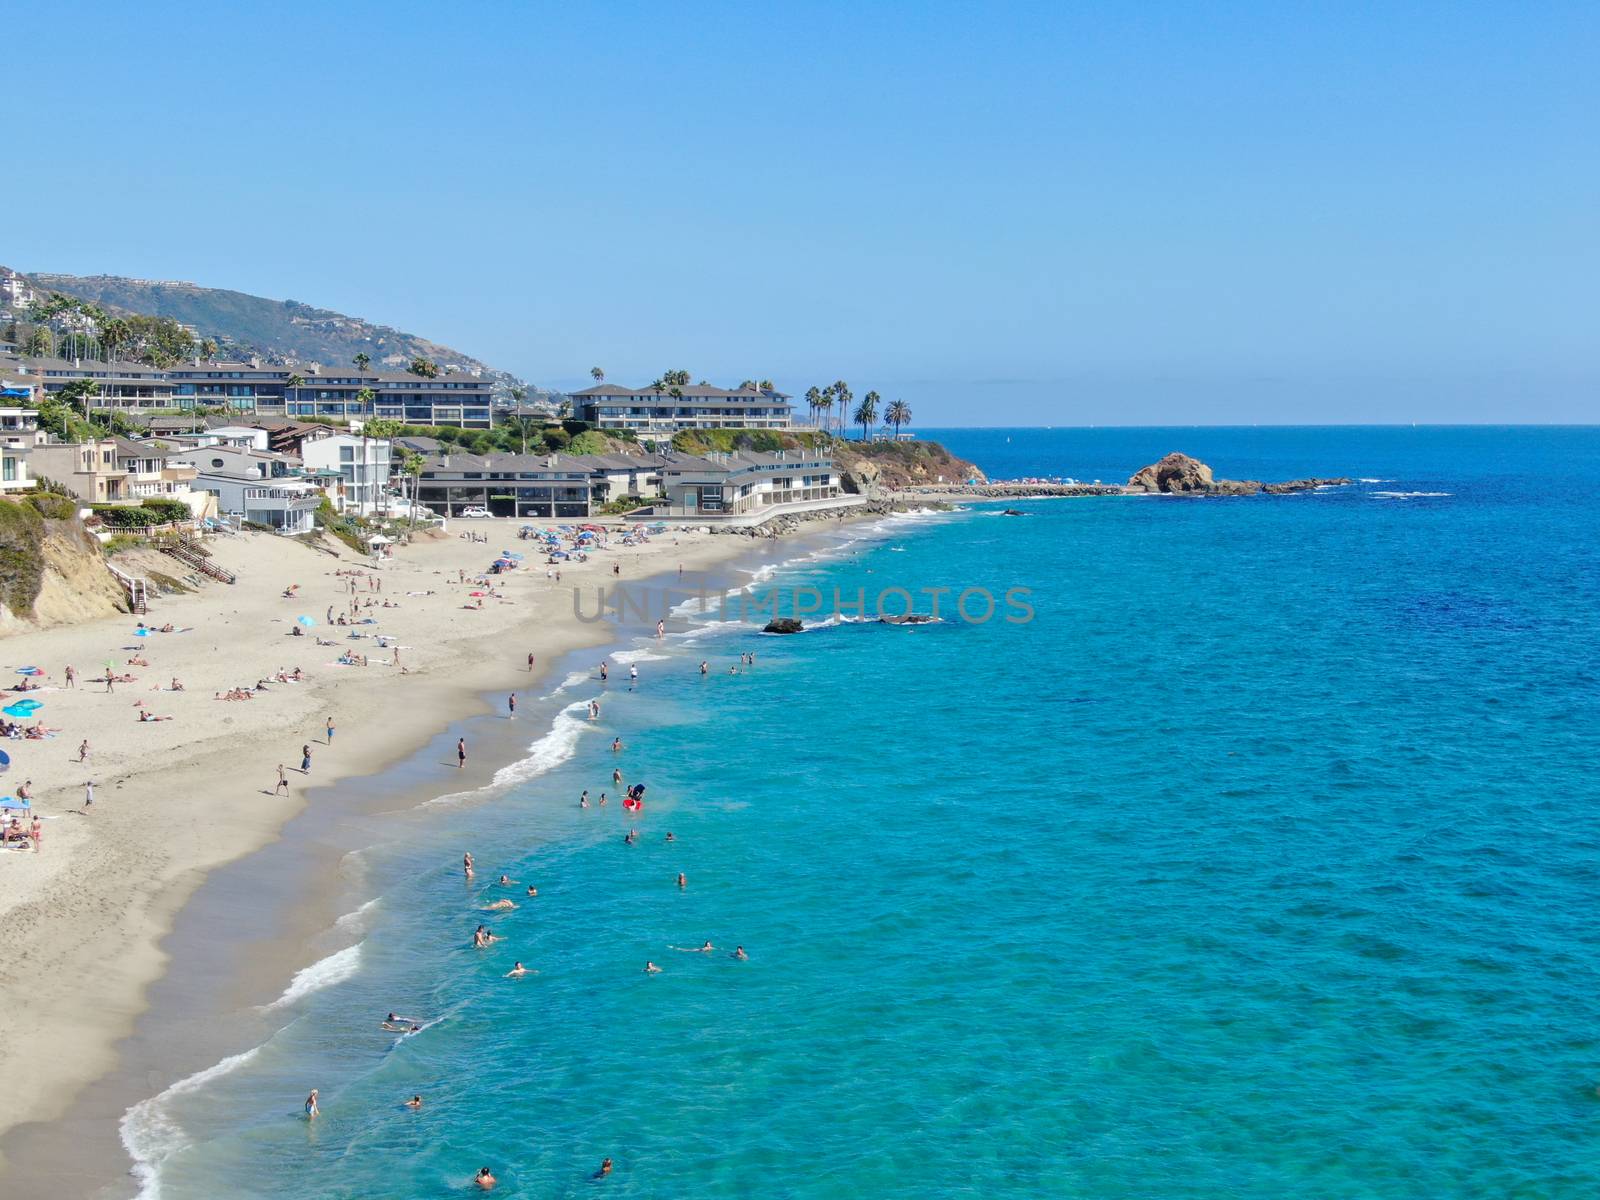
[
  {"x1": 668, "y1": 429, "x2": 986, "y2": 493},
  {"x1": 13, "y1": 269, "x2": 542, "y2": 399}
]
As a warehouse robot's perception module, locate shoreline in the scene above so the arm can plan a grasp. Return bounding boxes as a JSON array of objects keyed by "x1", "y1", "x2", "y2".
[{"x1": 0, "y1": 513, "x2": 876, "y2": 1198}]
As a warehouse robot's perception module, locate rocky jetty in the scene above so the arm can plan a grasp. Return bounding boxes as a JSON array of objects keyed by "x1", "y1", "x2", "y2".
[{"x1": 1125, "y1": 453, "x2": 1349, "y2": 496}]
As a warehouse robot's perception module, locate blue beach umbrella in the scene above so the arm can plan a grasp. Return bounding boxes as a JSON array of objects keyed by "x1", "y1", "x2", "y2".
[
  {"x1": 15, "y1": 667, "x2": 40, "y2": 675},
  {"x1": 0, "y1": 795, "x2": 29, "y2": 810},
  {"x1": 0, "y1": 749, "x2": 10, "y2": 774},
  {"x1": 134, "y1": 628, "x2": 149, "y2": 637},
  {"x1": 297, "y1": 616, "x2": 317, "y2": 628}
]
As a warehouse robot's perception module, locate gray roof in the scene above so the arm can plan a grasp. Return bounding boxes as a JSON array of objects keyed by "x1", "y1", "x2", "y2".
[
  {"x1": 22, "y1": 356, "x2": 170, "y2": 377},
  {"x1": 571, "y1": 383, "x2": 791, "y2": 401}
]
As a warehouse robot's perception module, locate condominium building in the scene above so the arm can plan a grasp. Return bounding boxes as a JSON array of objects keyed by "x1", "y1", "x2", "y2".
[
  {"x1": 299, "y1": 433, "x2": 393, "y2": 515},
  {"x1": 573, "y1": 383, "x2": 792, "y2": 438},
  {"x1": 653, "y1": 450, "x2": 841, "y2": 518},
  {"x1": 0, "y1": 407, "x2": 37, "y2": 493}
]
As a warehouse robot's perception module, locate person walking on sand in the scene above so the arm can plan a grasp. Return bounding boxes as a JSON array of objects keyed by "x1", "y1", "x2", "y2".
[
  {"x1": 84, "y1": 780, "x2": 94, "y2": 810},
  {"x1": 65, "y1": 664, "x2": 76, "y2": 689},
  {"x1": 457, "y1": 737, "x2": 467, "y2": 769},
  {"x1": 78, "y1": 739, "x2": 90, "y2": 763},
  {"x1": 326, "y1": 716, "x2": 335, "y2": 744},
  {"x1": 302, "y1": 744, "x2": 312, "y2": 773},
  {"x1": 276, "y1": 764, "x2": 289, "y2": 795},
  {"x1": 527, "y1": 651, "x2": 535, "y2": 672}
]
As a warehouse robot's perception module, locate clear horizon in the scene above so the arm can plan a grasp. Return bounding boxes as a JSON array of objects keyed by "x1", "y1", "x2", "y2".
[{"x1": 10, "y1": 1, "x2": 1597, "y2": 425}]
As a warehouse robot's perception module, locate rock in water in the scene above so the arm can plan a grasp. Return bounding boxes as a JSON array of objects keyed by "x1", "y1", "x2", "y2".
[
  {"x1": 1126, "y1": 452, "x2": 1217, "y2": 493},
  {"x1": 764, "y1": 618, "x2": 804, "y2": 634}
]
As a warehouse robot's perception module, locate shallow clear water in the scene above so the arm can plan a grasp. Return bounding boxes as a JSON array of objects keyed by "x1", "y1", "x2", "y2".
[{"x1": 135, "y1": 428, "x2": 1600, "y2": 1197}]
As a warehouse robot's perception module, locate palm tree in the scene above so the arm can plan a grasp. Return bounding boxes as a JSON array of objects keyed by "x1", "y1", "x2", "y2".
[
  {"x1": 504, "y1": 414, "x2": 540, "y2": 455},
  {"x1": 803, "y1": 386, "x2": 822, "y2": 428},
  {"x1": 855, "y1": 391, "x2": 880, "y2": 440},
  {"x1": 401, "y1": 449, "x2": 426, "y2": 533},
  {"x1": 884, "y1": 399, "x2": 912, "y2": 439},
  {"x1": 830, "y1": 381, "x2": 852, "y2": 439},
  {"x1": 101, "y1": 317, "x2": 130, "y2": 362},
  {"x1": 813, "y1": 387, "x2": 833, "y2": 436},
  {"x1": 200, "y1": 337, "x2": 218, "y2": 361},
  {"x1": 364, "y1": 416, "x2": 402, "y2": 519},
  {"x1": 557, "y1": 399, "x2": 572, "y2": 419},
  {"x1": 409, "y1": 357, "x2": 439, "y2": 378},
  {"x1": 590, "y1": 367, "x2": 605, "y2": 383},
  {"x1": 354, "y1": 352, "x2": 371, "y2": 372}
]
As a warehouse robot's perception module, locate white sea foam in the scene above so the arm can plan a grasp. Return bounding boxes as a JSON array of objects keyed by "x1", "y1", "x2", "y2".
[
  {"x1": 1358, "y1": 478, "x2": 1394, "y2": 483},
  {"x1": 121, "y1": 1045, "x2": 265, "y2": 1200},
  {"x1": 1371, "y1": 491, "x2": 1451, "y2": 499},
  {"x1": 334, "y1": 897, "x2": 380, "y2": 936},
  {"x1": 266, "y1": 943, "x2": 364, "y2": 1010},
  {"x1": 548, "y1": 669, "x2": 592, "y2": 695},
  {"x1": 421, "y1": 700, "x2": 595, "y2": 809},
  {"x1": 609, "y1": 647, "x2": 670, "y2": 665}
]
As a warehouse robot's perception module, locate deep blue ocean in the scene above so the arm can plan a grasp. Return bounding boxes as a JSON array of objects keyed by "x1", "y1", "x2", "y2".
[{"x1": 129, "y1": 428, "x2": 1600, "y2": 1198}]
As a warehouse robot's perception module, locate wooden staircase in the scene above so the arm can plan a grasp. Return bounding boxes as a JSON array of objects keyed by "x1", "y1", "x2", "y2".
[
  {"x1": 107, "y1": 563, "x2": 149, "y2": 614},
  {"x1": 158, "y1": 537, "x2": 236, "y2": 584}
]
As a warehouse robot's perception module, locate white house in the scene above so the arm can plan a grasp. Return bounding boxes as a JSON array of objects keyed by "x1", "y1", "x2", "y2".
[
  {"x1": 0, "y1": 406, "x2": 37, "y2": 493},
  {"x1": 300, "y1": 434, "x2": 392, "y2": 515}
]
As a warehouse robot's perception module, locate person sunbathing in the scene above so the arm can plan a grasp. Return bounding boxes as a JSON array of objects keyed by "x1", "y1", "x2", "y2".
[{"x1": 138, "y1": 710, "x2": 173, "y2": 722}]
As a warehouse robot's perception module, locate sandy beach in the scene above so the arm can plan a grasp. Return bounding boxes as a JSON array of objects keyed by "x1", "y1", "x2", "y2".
[{"x1": 0, "y1": 518, "x2": 762, "y2": 1171}]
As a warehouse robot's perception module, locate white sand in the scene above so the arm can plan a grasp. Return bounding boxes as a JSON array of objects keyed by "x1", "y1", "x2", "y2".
[{"x1": 0, "y1": 518, "x2": 754, "y2": 1147}]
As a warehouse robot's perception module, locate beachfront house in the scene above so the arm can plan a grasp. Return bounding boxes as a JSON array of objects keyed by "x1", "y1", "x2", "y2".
[
  {"x1": 300, "y1": 433, "x2": 392, "y2": 516},
  {"x1": 572, "y1": 383, "x2": 792, "y2": 439},
  {"x1": 0, "y1": 406, "x2": 38, "y2": 493},
  {"x1": 27, "y1": 437, "x2": 131, "y2": 503},
  {"x1": 413, "y1": 451, "x2": 600, "y2": 519},
  {"x1": 110, "y1": 438, "x2": 212, "y2": 516},
  {"x1": 169, "y1": 444, "x2": 320, "y2": 534},
  {"x1": 649, "y1": 449, "x2": 843, "y2": 519}
]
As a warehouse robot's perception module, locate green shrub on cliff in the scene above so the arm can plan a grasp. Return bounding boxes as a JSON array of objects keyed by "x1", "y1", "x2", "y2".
[{"x1": 0, "y1": 499, "x2": 48, "y2": 617}]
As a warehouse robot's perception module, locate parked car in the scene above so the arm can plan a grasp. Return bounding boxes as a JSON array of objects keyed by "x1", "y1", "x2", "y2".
[{"x1": 459, "y1": 506, "x2": 492, "y2": 518}]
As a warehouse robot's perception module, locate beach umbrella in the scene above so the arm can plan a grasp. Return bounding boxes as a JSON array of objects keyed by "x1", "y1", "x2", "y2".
[
  {"x1": 15, "y1": 667, "x2": 41, "y2": 675},
  {"x1": 297, "y1": 616, "x2": 317, "y2": 628},
  {"x1": 134, "y1": 628, "x2": 149, "y2": 637},
  {"x1": 0, "y1": 796, "x2": 28, "y2": 811},
  {"x1": 2, "y1": 705, "x2": 36, "y2": 719},
  {"x1": 0, "y1": 749, "x2": 9, "y2": 774}
]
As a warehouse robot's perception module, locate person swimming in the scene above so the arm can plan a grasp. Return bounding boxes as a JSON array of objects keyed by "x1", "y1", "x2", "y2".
[
  {"x1": 475, "y1": 1166, "x2": 497, "y2": 1189},
  {"x1": 580, "y1": 790, "x2": 589, "y2": 808},
  {"x1": 612, "y1": 737, "x2": 623, "y2": 752},
  {"x1": 731, "y1": 946, "x2": 748, "y2": 959},
  {"x1": 484, "y1": 899, "x2": 516, "y2": 911},
  {"x1": 644, "y1": 961, "x2": 662, "y2": 973},
  {"x1": 473, "y1": 925, "x2": 499, "y2": 948},
  {"x1": 405, "y1": 1095, "x2": 424, "y2": 1109},
  {"x1": 677, "y1": 872, "x2": 687, "y2": 888},
  {"x1": 672, "y1": 941, "x2": 714, "y2": 953},
  {"x1": 463, "y1": 852, "x2": 474, "y2": 878},
  {"x1": 526, "y1": 885, "x2": 539, "y2": 897},
  {"x1": 594, "y1": 1157, "x2": 613, "y2": 1178},
  {"x1": 381, "y1": 1013, "x2": 420, "y2": 1031},
  {"x1": 665, "y1": 832, "x2": 675, "y2": 842},
  {"x1": 506, "y1": 962, "x2": 534, "y2": 977},
  {"x1": 497, "y1": 874, "x2": 514, "y2": 886}
]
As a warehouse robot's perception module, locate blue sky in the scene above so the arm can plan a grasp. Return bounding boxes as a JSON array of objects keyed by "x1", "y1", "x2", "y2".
[{"x1": 9, "y1": 2, "x2": 1597, "y2": 423}]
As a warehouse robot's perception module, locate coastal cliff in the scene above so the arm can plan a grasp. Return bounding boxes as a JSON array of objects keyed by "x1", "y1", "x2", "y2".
[{"x1": 0, "y1": 496, "x2": 127, "y2": 633}]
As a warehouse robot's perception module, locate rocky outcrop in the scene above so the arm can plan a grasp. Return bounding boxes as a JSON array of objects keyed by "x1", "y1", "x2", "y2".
[
  {"x1": 763, "y1": 618, "x2": 804, "y2": 634},
  {"x1": 1126, "y1": 453, "x2": 1349, "y2": 497},
  {"x1": 1126, "y1": 452, "x2": 1216, "y2": 493},
  {"x1": 839, "y1": 457, "x2": 883, "y2": 499},
  {"x1": 879, "y1": 614, "x2": 939, "y2": 625}
]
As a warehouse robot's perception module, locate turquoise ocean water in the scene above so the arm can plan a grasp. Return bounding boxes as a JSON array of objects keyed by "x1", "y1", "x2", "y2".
[{"x1": 128, "y1": 428, "x2": 1600, "y2": 1197}]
